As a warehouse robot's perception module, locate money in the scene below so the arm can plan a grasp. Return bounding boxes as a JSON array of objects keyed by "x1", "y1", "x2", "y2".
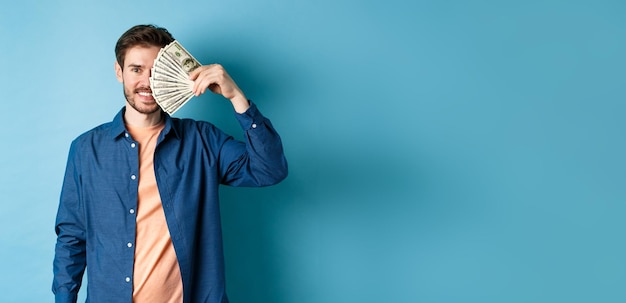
[{"x1": 149, "y1": 40, "x2": 201, "y2": 115}]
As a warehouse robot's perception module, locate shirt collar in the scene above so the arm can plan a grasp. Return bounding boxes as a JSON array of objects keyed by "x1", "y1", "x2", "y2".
[{"x1": 109, "y1": 107, "x2": 181, "y2": 141}]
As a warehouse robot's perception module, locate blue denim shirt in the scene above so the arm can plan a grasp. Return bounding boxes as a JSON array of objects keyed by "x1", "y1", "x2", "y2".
[{"x1": 53, "y1": 103, "x2": 288, "y2": 303}]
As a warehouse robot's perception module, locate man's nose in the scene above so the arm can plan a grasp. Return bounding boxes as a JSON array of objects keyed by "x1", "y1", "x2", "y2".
[{"x1": 140, "y1": 70, "x2": 152, "y2": 85}]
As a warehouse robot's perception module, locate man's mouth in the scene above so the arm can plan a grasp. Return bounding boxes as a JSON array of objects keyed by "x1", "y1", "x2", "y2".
[{"x1": 137, "y1": 91, "x2": 153, "y2": 97}]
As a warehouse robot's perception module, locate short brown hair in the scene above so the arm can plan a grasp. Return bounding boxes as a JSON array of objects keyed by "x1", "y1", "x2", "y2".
[{"x1": 115, "y1": 24, "x2": 174, "y2": 68}]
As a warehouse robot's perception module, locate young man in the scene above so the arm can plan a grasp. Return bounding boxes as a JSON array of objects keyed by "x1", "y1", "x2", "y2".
[{"x1": 52, "y1": 24, "x2": 288, "y2": 303}]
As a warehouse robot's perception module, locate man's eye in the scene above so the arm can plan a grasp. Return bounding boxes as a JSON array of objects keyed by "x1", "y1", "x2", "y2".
[{"x1": 132, "y1": 68, "x2": 140, "y2": 73}]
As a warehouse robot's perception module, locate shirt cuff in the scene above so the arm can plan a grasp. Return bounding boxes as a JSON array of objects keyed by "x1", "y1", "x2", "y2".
[{"x1": 234, "y1": 101, "x2": 266, "y2": 131}]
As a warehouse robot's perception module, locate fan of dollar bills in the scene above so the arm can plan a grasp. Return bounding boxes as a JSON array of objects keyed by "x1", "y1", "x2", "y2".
[{"x1": 150, "y1": 40, "x2": 202, "y2": 115}]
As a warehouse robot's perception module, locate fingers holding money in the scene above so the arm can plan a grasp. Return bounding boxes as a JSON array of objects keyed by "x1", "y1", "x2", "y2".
[
  {"x1": 189, "y1": 64, "x2": 244, "y2": 101},
  {"x1": 148, "y1": 40, "x2": 248, "y2": 114}
]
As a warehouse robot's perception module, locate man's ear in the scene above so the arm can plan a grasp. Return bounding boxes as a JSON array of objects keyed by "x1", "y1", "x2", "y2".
[{"x1": 115, "y1": 61, "x2": 123, "y2": 83}]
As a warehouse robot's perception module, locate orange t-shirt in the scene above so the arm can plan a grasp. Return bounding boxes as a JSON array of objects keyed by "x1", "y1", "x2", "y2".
[{"x1": 127, "y1": 122, "x2": 183, "y2": 303}]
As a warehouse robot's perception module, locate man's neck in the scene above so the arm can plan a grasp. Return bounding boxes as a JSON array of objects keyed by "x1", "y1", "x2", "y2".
[{"x1": 124, "y1": 103, "x2": 163, "y2": 127}]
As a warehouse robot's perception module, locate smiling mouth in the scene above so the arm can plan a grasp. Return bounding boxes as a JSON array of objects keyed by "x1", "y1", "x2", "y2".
[{"x1": 137, "y1": 91, "x2": 153, "y2": 97}]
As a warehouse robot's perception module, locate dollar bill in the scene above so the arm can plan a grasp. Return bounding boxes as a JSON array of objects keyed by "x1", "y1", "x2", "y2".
[
  {"x1": 151, "y1": 71, "x2": 193, "y2": 88},
  {"x1": 164, "y1": 93, "x2": 194, "y2": 113},
  {"x1": 149, "y1": 40, "x2": 202, "y2": 115},
  {"x1": 162, "y1": 40, "x2": 202, "y2": 74}
]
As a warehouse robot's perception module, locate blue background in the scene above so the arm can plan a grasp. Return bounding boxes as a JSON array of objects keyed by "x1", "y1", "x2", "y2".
[{"x1": 1, "y1": 0, "x2": 625, "y2": 302}]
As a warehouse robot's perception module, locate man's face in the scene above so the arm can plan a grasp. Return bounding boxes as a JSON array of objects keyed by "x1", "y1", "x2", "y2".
[{"x1": 115, "y1": 45, "x2": 161, "y2": 115}]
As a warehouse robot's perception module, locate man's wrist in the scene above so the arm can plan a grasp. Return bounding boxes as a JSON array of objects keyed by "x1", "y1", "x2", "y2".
[{"x1": 231, "y1": 94, "x2": 250, "y2": 113}]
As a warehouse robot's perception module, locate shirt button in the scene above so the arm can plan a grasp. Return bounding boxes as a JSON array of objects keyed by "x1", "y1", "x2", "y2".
[
  {"x1": 127, "y1": 242, "x2": 133, "y2": 248},
  {"x1": 125, "y1": 277, "x2": 131, "y2": 283},
  {"x1": 131, "y1": 175, "x2": 136, "y2": 180},
  {"x1": 129, "y1": 209, "x2": 135, "y2": 214},
  {"x1": 125, "y1": 133, "x2": 129, "y2": 138},
  {"x1": 251, "y1": 123, "x2": 257, "y2": 129},
  {"x1": 131, "y1": 143, "x2": 136, "y2": 148}
]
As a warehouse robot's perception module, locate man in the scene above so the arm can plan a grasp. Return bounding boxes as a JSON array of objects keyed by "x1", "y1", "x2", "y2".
[{"x1": 52, "y1": 24, "x2": 288, "y2": 303}]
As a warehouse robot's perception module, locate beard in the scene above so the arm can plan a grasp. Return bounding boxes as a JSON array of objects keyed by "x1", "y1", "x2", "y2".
[{"x1": 123, "y1": 82, "x2": 161, "y2": 115}]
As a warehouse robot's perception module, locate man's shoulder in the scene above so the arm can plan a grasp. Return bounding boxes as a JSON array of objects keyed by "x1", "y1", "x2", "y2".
[
  {"x1": 169, "y1": 116, "x2": 218, "y2": 133},
  {"x1": 73, "y1": 121, "x2": 115, "y2": 142},
  {"x1": 168, "y1": 117, "x2": 232, "y2": 144},
  {"x1": 62, "y1": 120, "x2": 118, "y2": 160},
  {"x1": 170, "y1": 116, "x2": 210, "y2": 126},
  {"x1": 71, "y1": 109, "x2": 126, "y2": 144}
]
